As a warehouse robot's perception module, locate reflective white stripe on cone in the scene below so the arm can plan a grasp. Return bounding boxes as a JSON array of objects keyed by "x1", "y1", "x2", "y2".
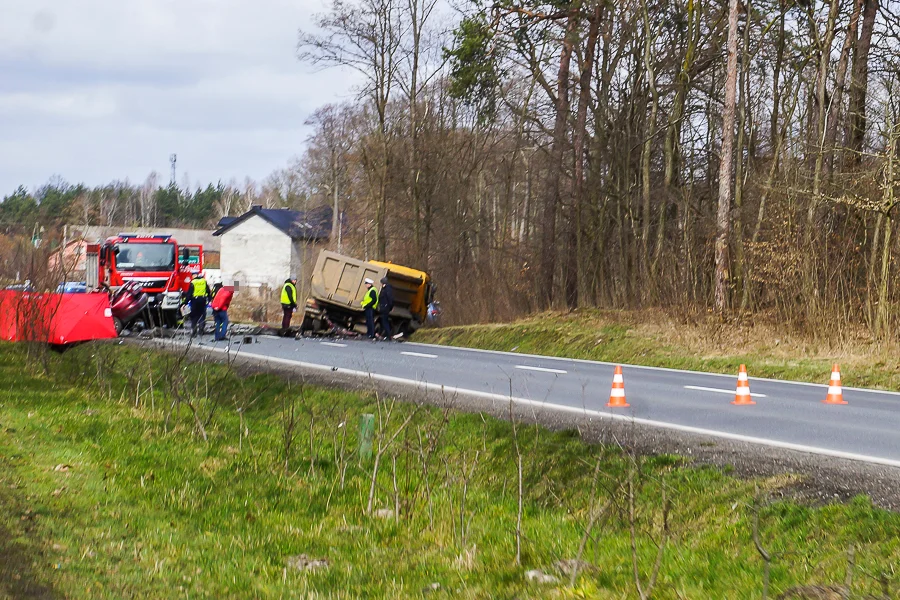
[
  {"x1": 824, "y1": 363, "x2": 847, "y2": 405},
  {"x1": 732, "y1": 364, "x2": 756, "y2": 405}
]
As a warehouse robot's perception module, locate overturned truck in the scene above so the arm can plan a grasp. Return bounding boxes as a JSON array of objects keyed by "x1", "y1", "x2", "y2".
[{"x1": 301, "y1": 251, "x2": 434, "y2": 339}]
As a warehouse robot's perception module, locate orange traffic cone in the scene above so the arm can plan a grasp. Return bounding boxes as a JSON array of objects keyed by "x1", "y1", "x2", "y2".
[
  {"x1": 607, "y1": 365, "x2": 630, "y2": 407},
  {"x1": 732, "y1": 364, "x2": 756, "y2": 405},
  {"x1": 823, "y1": 364, "x2": 848, "y2": 405}
]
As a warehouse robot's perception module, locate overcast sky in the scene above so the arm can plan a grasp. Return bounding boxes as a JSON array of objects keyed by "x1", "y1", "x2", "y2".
[{"x1": 0, "y1": 0, "x2": 359, "y2": 195}]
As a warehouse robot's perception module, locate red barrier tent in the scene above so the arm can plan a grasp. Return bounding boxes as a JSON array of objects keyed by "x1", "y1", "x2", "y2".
[{"x1": 0, "y1": 291, "x2": 117, "y2": 345}]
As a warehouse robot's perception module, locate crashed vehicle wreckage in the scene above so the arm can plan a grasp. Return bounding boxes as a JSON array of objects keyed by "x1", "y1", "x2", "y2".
[{"x1": 1, "y1": 234, "x2": 204, "y2": 347}]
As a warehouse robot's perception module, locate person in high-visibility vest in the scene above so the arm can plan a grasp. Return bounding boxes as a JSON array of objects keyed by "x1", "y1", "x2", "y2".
[
  {"x1": 360, "y1": 278, "x2": 378, "y2": 339},
  {"x1": 186, "y1": 272, "x2": 212, "y2": 336},
  {"x1": 280, "y1": 276, "x2": 298, "y2": 337}
]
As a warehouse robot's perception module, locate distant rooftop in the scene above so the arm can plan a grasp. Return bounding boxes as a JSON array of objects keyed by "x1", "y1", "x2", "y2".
[{"x1": 213, "y1": 205, "x2": 333, "y2": 241}]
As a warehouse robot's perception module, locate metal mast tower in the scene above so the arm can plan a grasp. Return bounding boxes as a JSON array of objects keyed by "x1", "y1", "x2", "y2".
[{"x1": 169, "y1": 154, "x2": 177, "y2": 185}]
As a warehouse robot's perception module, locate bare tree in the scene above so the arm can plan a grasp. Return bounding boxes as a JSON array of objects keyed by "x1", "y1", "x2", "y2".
[
  {"x1": 299, "y1": 0, "x2": 403, "y2": 259},
  {"x1": 714, "y1": 0, "x2": 742, "y2": 312},
  {"x1": 138, "y1": 172, "x2": 159, "y2": 227}
]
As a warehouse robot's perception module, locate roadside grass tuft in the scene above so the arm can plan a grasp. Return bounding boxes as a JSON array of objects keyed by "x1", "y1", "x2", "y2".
[{"x1": 0, "y1": 341, "x2": 896, "y2": 598}]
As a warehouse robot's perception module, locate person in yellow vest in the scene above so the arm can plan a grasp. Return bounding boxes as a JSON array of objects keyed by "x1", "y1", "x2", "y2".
[
  {"x1": 280, "y1": 276, "x2": 298, "y2": 337},
  {"x1": 186, "y1": 272, "x2": 212, "y2": 336},
  {"x1": 361, "y1": 278, "x2": 378, "y2": 339}
]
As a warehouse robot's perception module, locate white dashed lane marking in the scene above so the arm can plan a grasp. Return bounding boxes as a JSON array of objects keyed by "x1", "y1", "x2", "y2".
[
  {"x1": 401, "y1": 351, "x2": 438, "y2": 359},
  {"x1": 321, "y1": 342, "x2": 348, "y2": 348},
  {"x1": 515, "y1": 365, "x2": 567, "y2": 375},
  {"x1": 685, "y1": 385, "x2": 767, "y2": 398}
]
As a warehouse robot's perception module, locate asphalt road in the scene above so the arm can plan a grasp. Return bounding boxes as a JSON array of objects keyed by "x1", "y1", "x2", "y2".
[{"x1": 191, "y1": 335, "x2": 900, "y2": 468}]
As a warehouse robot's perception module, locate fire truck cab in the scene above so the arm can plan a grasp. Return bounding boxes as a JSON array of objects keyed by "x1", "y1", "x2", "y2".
[{"x1": 95, "y1": 234, "x2": 203, "y2": 326}]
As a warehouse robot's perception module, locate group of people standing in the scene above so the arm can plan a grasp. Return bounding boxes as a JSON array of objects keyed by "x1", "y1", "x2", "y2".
[
  {"x1": 184, "y1": 272, "x2": 234, "y2": 341},
  {"x1": 279, "y1": 275, "x2": 395, "y2": 340},
  {"x1": 361, "y1": 276, "x2": 395, "y2": 340},
  {"x1": 183, "y1": 272, "x2": 397, "y2": 341}
]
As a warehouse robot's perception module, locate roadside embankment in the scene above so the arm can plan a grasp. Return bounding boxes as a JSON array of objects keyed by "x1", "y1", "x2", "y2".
[{"x1": 1, "y1": 340, "x2": 898, "y2": 597}]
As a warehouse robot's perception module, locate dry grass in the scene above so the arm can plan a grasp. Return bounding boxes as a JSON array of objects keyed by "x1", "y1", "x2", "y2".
[{"x1": 227, "y1": 289, "x2": 280, "y2": 325}]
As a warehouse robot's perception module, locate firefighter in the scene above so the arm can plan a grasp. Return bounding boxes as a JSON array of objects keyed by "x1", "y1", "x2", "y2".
[
  {"x1": 280, "y1": 276, "x2": 298, "y2": 337},
  {"x1": 378, "y1": 276, "x2": 394, "y2": 340},
  {"x1": 361, "y1": 278, "x2": 378, "y2": 339},
  {"x1": 186, "y1": 272, "x2": 212, "y2": 336}
]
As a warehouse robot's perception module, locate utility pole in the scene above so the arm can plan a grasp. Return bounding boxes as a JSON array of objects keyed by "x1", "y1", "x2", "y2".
[{"x1": 170, "y1": 154, "x2": 177, "y2": 185}]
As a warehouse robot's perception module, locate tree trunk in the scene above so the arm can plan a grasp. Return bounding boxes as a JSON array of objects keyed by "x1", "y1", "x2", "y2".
[
  {"x1": 541, "y1": 10, "x2": 578, "y2": 308},
  {"x1": 810, "y1": 0, "x2": 840, "y2": 206},
  {"x1": 733, "y1": 1, "x2": 752, "y2": 308},
  {"x1": 570, "y1": 3, "x2": 602, "y2": 308},
  {"x1": 714, "y1": 0, "x2": 741, "y2": 313},
  {"x1": 770, "y1": 9, "x2": 784, "y2": 150},
  {"x1": 641, "y1": 1, "x2": 659, "y2": 299},
  {"x1": 407, "y1": 0, "x2": 423, "y2": 266},
  {"x1": 847, "y1": 0, "x2": 878, "y2": 164},
  {"x1": 824, "y1": 0, "x2": 862, "y2": 176}
]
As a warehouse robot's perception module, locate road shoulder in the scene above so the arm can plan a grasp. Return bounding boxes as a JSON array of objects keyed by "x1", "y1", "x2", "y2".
[{"x1": 151, "y1": 338, "x2": 900, "y2": 511}]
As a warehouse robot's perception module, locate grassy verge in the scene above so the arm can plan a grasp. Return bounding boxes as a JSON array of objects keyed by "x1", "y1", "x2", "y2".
[
  {"x1": 0, "y1": 341, "x2": 898, "y2": 598},
  {"x1": 415, "y1": 309, "x2": 900, "y2": 390}
]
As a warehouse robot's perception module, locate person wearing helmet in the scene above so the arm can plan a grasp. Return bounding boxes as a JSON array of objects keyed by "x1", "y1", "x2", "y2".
[
  {"x1": 361, "y1": 278, "x2": 378, "y2": 339},
  {"x1": 280, "y1": 275, "x2": 298, "y2": 337},
  {"x1": 186, "y1": 271, "x2": 212, "y2": 336}
]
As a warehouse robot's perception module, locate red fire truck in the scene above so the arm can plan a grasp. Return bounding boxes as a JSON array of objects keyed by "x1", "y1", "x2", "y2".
[{"x1": 87, "y1": 234, "x2": 204, "y2": 328}]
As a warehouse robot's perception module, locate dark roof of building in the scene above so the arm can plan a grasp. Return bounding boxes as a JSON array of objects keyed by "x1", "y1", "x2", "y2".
[{"x1": 213, "y1": 205, "x2": 333, "y2": 240}]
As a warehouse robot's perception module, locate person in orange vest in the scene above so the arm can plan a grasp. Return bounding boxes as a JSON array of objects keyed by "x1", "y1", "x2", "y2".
[{"x1": 211, "y1": 279, "x2": 234, "y2": 341}]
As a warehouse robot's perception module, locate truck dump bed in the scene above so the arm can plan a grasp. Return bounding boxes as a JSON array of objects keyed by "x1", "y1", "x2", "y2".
[{"x1": 308, "y1": 251, "x2": 430, "y2": 326}]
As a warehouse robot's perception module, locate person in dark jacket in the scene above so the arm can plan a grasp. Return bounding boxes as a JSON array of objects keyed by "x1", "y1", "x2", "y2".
[
  {"x1": 186, "y1": 272, "x2": 212, "y2": 336},
  {"x1": 360, "y1": 278, "x2": 378, "y2": 339},
  {"x1": 378, "y1": 276, "x2": 394, "y2": 340},
  {"x1": 211, "y1": 280, "x2": 234, "y2": 341},
  {"x1": 280, "y1": 276, "x2": 298, "y2": 337}
]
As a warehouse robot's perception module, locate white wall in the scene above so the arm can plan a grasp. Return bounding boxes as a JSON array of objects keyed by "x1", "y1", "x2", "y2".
[{"x1": 219, "y1": 216, "x2": 292, "y2": 291}]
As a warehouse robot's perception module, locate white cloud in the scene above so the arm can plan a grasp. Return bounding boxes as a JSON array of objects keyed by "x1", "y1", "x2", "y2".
[{"x1": 0, "y1": 0, "x2": 362, "y2": 193}]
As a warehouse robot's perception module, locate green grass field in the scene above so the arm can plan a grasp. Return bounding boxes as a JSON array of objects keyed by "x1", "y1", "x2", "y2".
[{"x1": 0, "y1": 340, "x2": 897, "y2": 599}]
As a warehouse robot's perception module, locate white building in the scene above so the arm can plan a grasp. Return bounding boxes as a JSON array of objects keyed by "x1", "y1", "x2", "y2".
[{"x1": 213, "y1": 205, "x2": 332, "y2": 295}]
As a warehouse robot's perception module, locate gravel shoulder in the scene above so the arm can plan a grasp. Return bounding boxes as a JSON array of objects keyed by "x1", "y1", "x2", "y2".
[{"x1": 146, "y1": 338, "x2": 900, "y2": 512}]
